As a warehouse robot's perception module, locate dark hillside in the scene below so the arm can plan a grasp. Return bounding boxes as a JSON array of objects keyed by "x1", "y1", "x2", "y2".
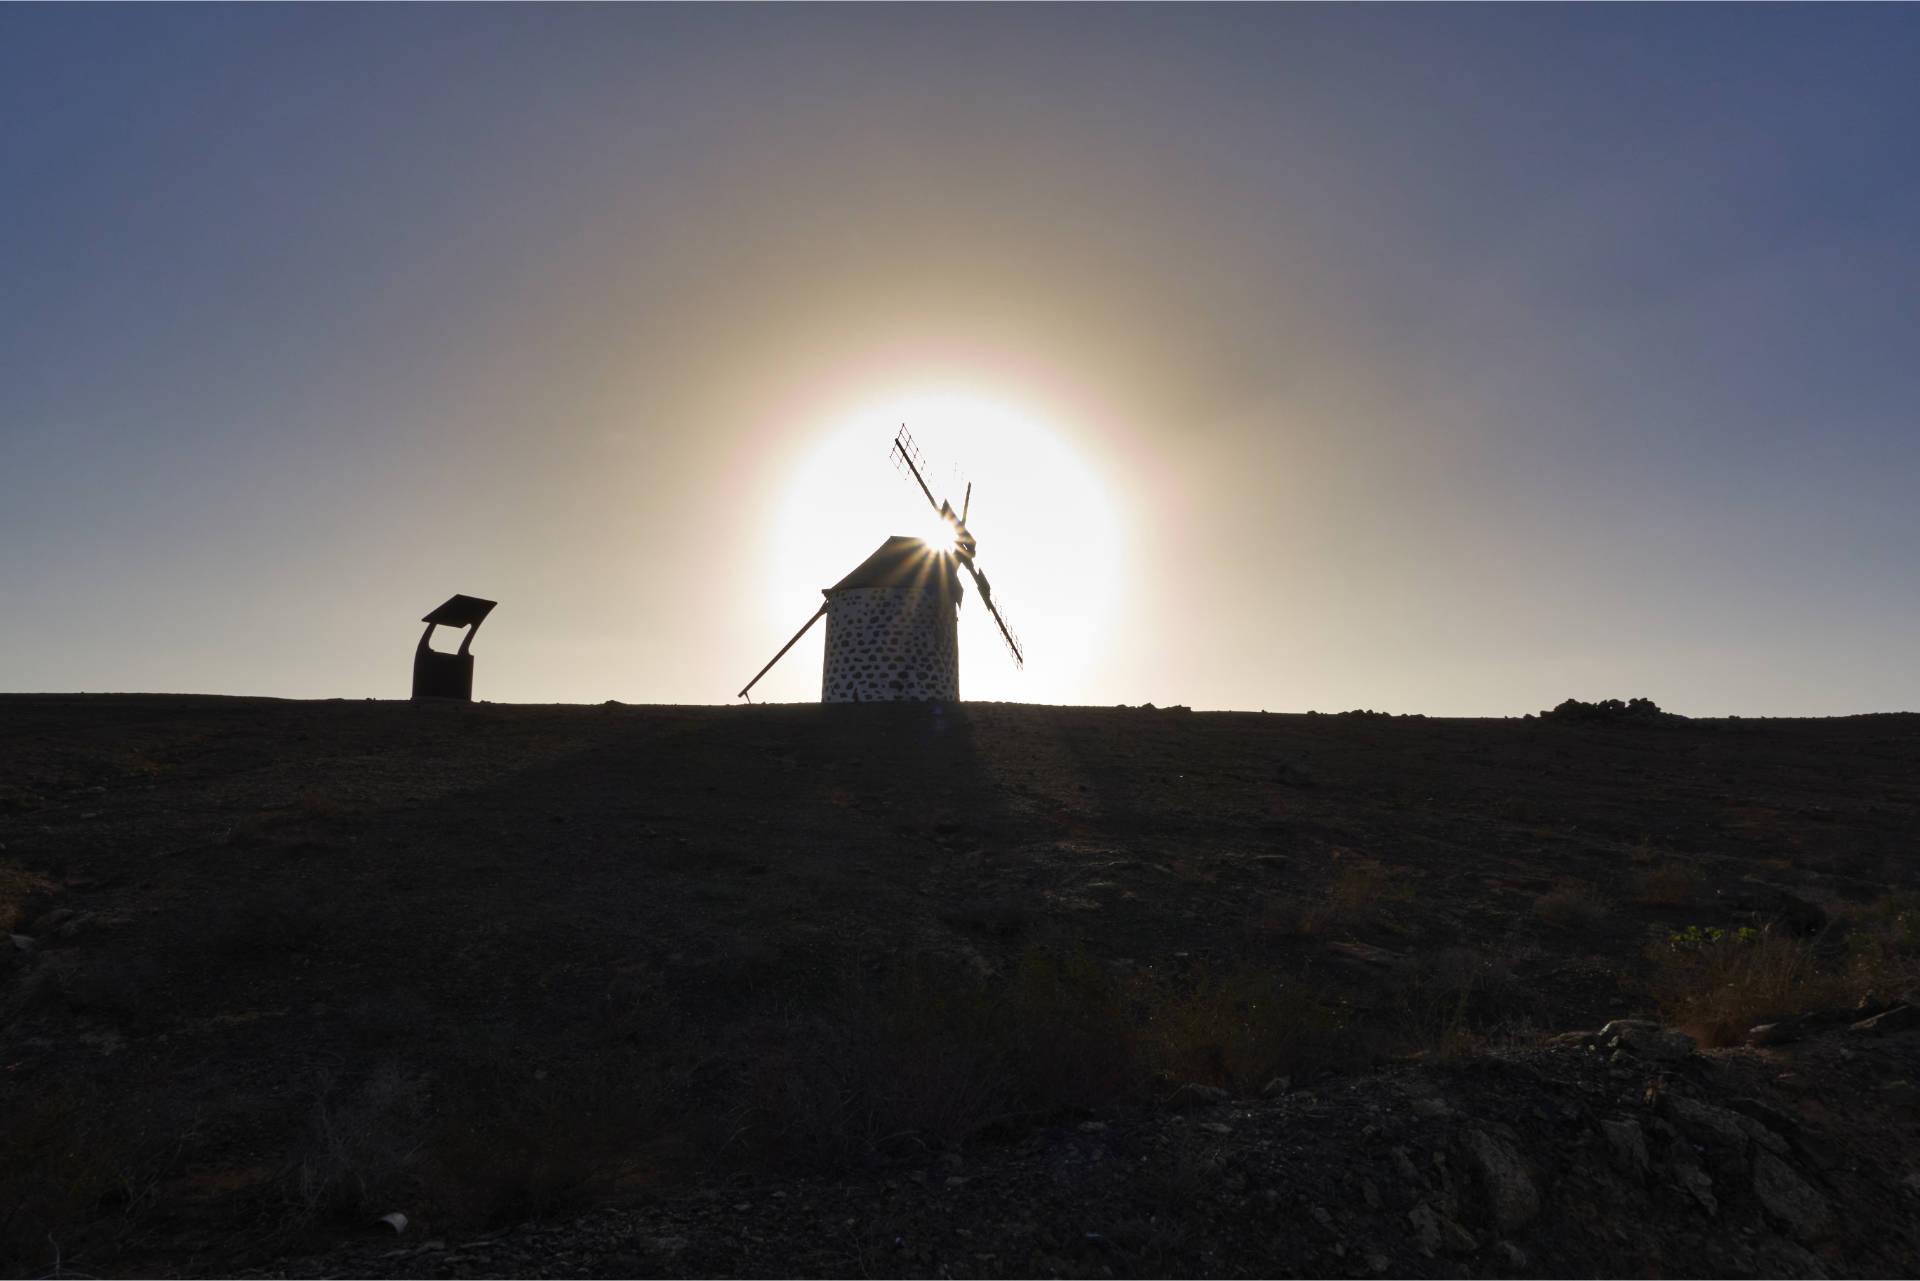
[{"x1": 3, "y1": 696, "x2": 1918, "y2": 1277}]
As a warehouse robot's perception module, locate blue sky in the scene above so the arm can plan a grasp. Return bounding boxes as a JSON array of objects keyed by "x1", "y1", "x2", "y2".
[{"x1": 4, "y1": 5, "x2": 1917, "y2": 714}]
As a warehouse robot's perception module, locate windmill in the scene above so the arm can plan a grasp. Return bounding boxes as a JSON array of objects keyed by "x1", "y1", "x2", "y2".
[{"x1": 738, "y1": 426, "x2": 1023, "y2": 703}]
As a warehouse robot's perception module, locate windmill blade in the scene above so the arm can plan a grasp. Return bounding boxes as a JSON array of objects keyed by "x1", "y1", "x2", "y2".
[
  {"x1": 961, "y1": 481, "x2": 971, "y2": 524},
  {"x1": 961, "y1": 560, "x2": 1024, "y2": 668},
  {"x1": 737, "y1": 603, "x2": 828, "y2": 700},
  {"x1": 890, "y1": 426, "x2": 943, "y2": 516}
]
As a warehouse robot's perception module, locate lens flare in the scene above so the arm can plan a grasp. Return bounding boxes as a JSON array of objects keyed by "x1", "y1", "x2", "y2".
[{"x1": 922, "y1": 519, "x2": 959, "y2": 554}]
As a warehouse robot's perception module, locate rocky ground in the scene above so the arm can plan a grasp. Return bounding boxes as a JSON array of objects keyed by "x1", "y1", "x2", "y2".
[
  {"x1": 256, "y1": 1013, "x2": 1920, "y2": 1280},
  {"x1": 3, "y1": 695, "x2": 1918, "y2": 1277}
]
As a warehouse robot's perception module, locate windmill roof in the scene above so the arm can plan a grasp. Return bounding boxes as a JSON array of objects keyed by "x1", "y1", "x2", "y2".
[{"x1": 825, "y1": 537, "x2": 964, "y2": 599}]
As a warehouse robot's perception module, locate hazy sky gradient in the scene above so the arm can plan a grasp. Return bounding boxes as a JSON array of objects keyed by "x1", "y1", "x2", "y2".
[{"x1": 5, "y1": 5, "x2": 1918, "y2": 715}]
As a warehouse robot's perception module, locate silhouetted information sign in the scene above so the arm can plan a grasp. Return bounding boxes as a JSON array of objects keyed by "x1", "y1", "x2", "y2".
[{"x1": 412, "y1": 594, "x2": 496, "y2": 701}]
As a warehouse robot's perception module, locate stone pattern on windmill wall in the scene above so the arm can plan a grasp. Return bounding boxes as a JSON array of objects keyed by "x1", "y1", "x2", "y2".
[{"x1": 821, "y1": 586, "x2": 958, "y2": 702}]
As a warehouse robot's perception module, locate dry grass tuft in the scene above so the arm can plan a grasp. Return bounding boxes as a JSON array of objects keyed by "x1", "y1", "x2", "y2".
[
  {"x1": 1532, "y1": 878, "x2": 1609, "y2": 930},
  {"x1": 1653, "y1": 895, "x2": 1920, "y2": 1046},
  {"x1": 298, "y1": 789, "x2": 360, "y2": 821},
  {"x1": 1145, "y1": 964, "x2": 1363, "y2": 1091},
  {"x1": 1302, "y1": 857, "x2": 1407, "y2": 936},
  {"x1": 1389, "y1": 947, "x2": 1536, "y2": 1058},
  {"x1": 743, "y1": 948, "x2": 1374, "y2": 1168},
  {"x1": 0, "y1": 857, "x2": 60, "y2": 931},
  {"x1": 1632, "y1": 861, "x2": 1706, "y2": 907},
  {"x1": 1652, "y1": 925, "x2": 1839, "y2": 1046},
  {"x1": 1842, "y1": 892, "x2": 1920, "y2": 1000},
  {"x1": 282, "y1": 1064, "x2": 429, "y2": 1225},
  {"x1": 0, "y1": 1085, "x2": 138, "y2": 1272}
]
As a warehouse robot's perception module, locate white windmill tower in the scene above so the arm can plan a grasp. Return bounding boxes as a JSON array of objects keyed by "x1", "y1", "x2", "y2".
[{"x1": 738, "y1": 426, "x2": 1024, "y2": 703}]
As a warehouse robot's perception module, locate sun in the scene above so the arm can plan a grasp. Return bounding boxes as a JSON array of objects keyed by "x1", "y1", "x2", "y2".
[
  {"x1": 762, "y1": 388, "x2": 1129, "y2": 704},
  {"x1": 921, "y1": 519, "x2": 959, "y2": 555}
]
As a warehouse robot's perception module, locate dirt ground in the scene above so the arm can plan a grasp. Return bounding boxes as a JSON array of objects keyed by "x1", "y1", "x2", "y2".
[{"x1": 3, "y1": 695, "x2": 1918, "y2": 1277}]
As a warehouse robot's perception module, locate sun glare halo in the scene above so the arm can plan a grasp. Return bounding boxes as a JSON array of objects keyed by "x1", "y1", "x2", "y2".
[{"x1": 763, "y1": 389, "x2": 1129, "y2": 704}]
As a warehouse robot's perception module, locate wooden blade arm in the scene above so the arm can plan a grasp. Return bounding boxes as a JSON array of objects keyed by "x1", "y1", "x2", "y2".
[
  {"x1": 962, "y1": 561, "x2": 1024, "y2": 668},
  {"x1": 737, "y1": 603, "x2": 828, "y2": 700}
]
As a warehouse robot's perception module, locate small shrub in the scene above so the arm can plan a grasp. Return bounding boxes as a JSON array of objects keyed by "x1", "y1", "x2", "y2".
[
  {"x1": 1652, "y1": 925, "x2": 1842, "y2": 1046},
  {"x1": 999, "y1": 947, "x2": 1137, "y2": 1110},
  {"x1": 1654, "y1": 896, "x2": 1920, "y2": 1047},
  {"x1": 936, "y1": 894, "x2": 1029, "y2": 938},
  {"x1": 744, "y1": 948, "x2": 1372, "y2": 1170},
  {"x1": 1532, "y1": 879, "x2": 1608, "y2": 930},
  {"x1": 207, "y1": 884, "x2": 329, "y2": 958},
  {"x1": 283, "y1": 1064, "x2": 428, "y2": 1225},
  {"x1": 1842, "y1": 892, "x2": 1920, "y2": 997},
  {"x1": 1144, "y1": 964, "x2": 1361, "y2": 1089},
  {"x1": 298, "y1": 790, "x2": 358, "y2": 820},
  {"x1": 1303, "y1": 857, "x2": 1404, "y2": 936},
  {"x1": 1633, "y1": 862, "x2": 1705, "y2": 906},
  {"x1": 425, "y1": 1045, "x2": 680, "y2": 1229},
  {"x1": 745, "y1": 959, "x2": 1020, "y2": 1166},
  {"x1": 0, "y1": 1085, "x2": 136, "y2": 1272},
  {"x1": 1859, "y1": 891, "x2": 1920, "y2": 948},
  {"x1": 221, "y1": 814, "x2": 273, "y2": 847},
  {"x1": 1667, "y1": 924, "x2": 1759, "y2": 950},
  {"x1": 1243, "y1": 894, "x2": 1306, "y2": 948},
  {"x1": 1390, "y1": 948, "x2": 1535, "y2": 1058},
  {"x1": 0, "y1": 858, "x2": 59, "y2": 931},
  {"x1": 0, "y1": 785, "x2": 49, "y2": 816}
]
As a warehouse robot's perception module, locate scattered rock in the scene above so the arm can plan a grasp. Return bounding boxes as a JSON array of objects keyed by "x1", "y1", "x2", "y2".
[
  {"x1": 1600, "y1": 1117, "x2": 1650, "y2": 1175},
  {"x1": 1328, "y1": 940, "x2": 1407, "y2": 967},
  {"x1": 1668, "y1": 1095, "x2": 1780, "y2": 1155},
  {"x1": 1166, "y1": 1082, "x2": 1230, "y2": 1110},
  {"x1": 1672, "y1": 1162, "x2": 1718, "y2": 1215},
  {"x1": 31, "y1": 907, "x2": 76, "y2": 935},
  {"x1": 1752, "y1": 1151, "x2": 1833, "y2": 1244},
  {"x1": 1411, "y1": 1201, "x2": 1476, "y2": 1255},
  {"x1": 1600, "y1": 1018, "x2": 1696, "y2": 1060},
  {"x1": 1459, "y1": 1128, "x2": 1540, "y2": 1231},
  {"x1": 1848, "y1": 1004, "x2": 1917, "y2": 1036}
]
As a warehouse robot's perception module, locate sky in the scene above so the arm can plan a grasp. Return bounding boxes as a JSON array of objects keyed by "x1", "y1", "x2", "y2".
[{"x1": 4, "y1": 4, "x2": 1919, "y2": 716}]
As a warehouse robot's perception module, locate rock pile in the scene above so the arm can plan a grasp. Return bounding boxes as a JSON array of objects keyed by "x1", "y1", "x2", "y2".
[{"x1": 1540, "y1": 697, "x2": 1676, "y2": 723}]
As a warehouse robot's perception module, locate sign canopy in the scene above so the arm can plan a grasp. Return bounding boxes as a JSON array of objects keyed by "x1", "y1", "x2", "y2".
[{"x1": 421, "y1": 595, "x2": 497, "y2": 629}]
